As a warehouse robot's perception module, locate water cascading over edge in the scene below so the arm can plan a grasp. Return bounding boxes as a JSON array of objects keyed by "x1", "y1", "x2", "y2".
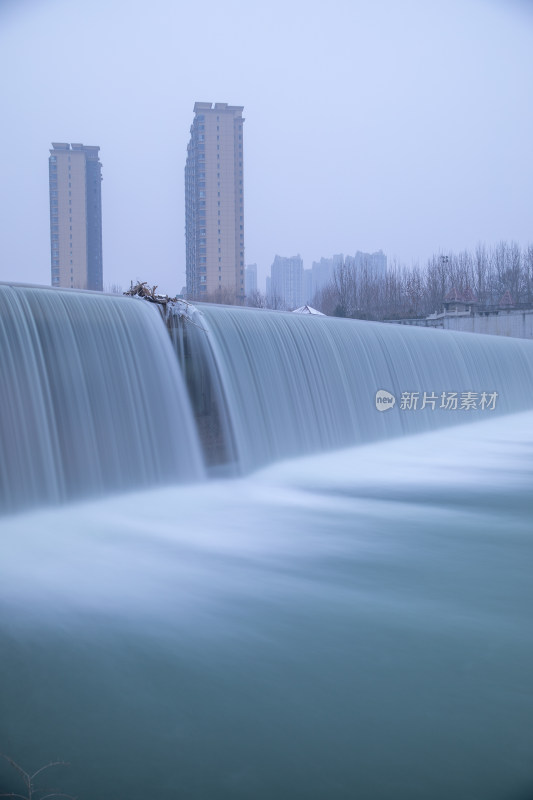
[
  {"x1": 167, "y1": 303, "x2": 533, "y2": 474},
  {"x1": 0, "y1": 285, "x2": 204, "y2": 515}
]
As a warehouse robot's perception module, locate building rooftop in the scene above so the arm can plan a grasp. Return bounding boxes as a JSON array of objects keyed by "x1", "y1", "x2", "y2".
[{"x1": 193, "y1": 102, "x2": 244, "y2": 114}]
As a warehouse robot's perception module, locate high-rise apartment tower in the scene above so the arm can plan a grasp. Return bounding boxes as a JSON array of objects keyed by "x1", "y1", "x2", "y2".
[
  {"x1": 245, "y1": 263, "x2": 257, "y2": 296},
  {"x1": 185, "y1": 103, "x2": 245, "y2": 301},
  {"x1": 49, "y1": 143, "x2": 103, "y2": 291},
  {"x1": 270, "y1": 254, "x2": 304, "y2": 310}
]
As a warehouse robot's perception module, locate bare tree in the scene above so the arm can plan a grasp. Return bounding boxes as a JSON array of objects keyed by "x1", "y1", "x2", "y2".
[
  {"x1": 0, "y1": 754, "x2": 75, "y2": 800},
  {"x1": 245, "y1": 290, "x2": 268, "y2": 308},
  {"x1": 332, "y1": 257, "x2": 357, "y2": 317},
  {"x1": 523, "y1": 244, "x2": 533, "y2": 305},
  {"x1": 264, "y1": 291, "x2": 285, "y2": 310},
  {"x1": 103, "y1": 283, "x2": 123, "y2": 295},
  {"x1": 182, "y1": 241, "x2": 533, "y2": 320}
]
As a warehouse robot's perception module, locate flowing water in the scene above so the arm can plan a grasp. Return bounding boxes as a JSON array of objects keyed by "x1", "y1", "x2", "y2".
[
  {"x1": 0, "y1": 285, "x2": 204, "y2": 513},
  {"x1": 1, "y1": 288, "x2": 533, "y2": 799},
  {"x1": 172, "y1": 302, "x2": 533, "y2": 472}
]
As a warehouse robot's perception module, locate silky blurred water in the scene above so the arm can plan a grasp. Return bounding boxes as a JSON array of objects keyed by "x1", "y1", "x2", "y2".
[
  {"x1": 195, "y1": 304, "x2": 533, "y2": 471},
  {"x1": 1, "y1": 411, "x2": 532, "y2": 800},
  {"x1": 0, "y1": 285, "x2": 204, "y2": 513}
]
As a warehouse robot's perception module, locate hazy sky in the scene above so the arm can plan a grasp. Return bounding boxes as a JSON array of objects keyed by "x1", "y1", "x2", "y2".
[{"x1": 0, "y1": 0, "x2": 531, "y2": 294}]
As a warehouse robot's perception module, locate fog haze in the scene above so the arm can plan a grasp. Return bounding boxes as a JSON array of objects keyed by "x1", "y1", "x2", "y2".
[{"x1": 0, "y1": 0, "x2": 531, "y2": 294}]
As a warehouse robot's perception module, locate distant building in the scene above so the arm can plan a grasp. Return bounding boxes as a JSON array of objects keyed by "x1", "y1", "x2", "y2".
[
  {"x1": 311, "y1": 254, "x2": 343, "y2": 298},
  {"x1": 352, "y1": 250, "x2": 387, "y2": 279},
  {"x1": 310, "y1": 252, "x2": 388, "y2": 298},
  {"x1": 443, "y1": 287, "x2": 478, "y2": 314},
  {"x1": 245, "y1": 263, "x2": 257, "y2": 296},
  {"x1": 303, "y1": 268, "x2": 313, "y2": 304},
  {"x1": 185, "y1": 102, "x2": 245, "y2": 301},
  {"x1": 49, "y1": 143, "x2": 103, "y2": 290},
  {"x1": 269, "y1": 254, "x2": 304, "y2": 310},
  {"x1": 268, "y1": 250, "x2": 388, "y2": 308}
]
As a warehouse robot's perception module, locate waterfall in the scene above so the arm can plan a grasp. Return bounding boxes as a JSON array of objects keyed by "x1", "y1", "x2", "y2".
[
  {"x1": 0, "y1": 285, "x2": 204, "y2": 514},
  {"x1": 171, "y1": 303, "x2": 533, "y2": 473},
  {"x1": 3, "y1": 288, "x2": 533, "y2": 514}
]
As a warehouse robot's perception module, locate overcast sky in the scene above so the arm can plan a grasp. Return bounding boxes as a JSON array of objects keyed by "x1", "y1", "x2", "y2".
[{"x1": 0, "y1": 0, "x2": 531, "y2": 294}]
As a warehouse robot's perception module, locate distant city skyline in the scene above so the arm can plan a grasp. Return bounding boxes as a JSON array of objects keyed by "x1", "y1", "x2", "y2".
[
  {"x1": 265, "y1": 250, "x2": 388, "y2": 307},
  {"x1": 1, "y1": 0, "x2": 532, "y2": 295}
]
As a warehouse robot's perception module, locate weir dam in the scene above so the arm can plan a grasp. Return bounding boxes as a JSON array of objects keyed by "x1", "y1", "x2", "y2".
[{"x1": 1, "y1": 284, "x2": 533, "y2": 800}]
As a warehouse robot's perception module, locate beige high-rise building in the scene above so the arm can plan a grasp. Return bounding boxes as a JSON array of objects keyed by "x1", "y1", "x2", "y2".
[
  {"x1": 185, "y1": 103, "x2": 245, "y2": 301},
  {"x1": 49, "y1": 143, "x2": 103, "y2": 291}
]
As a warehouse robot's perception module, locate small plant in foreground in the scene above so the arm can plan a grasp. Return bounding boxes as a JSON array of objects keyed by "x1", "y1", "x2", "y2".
[{"x1": 0, "y1": 753, "x2": 76, "y2": 800}]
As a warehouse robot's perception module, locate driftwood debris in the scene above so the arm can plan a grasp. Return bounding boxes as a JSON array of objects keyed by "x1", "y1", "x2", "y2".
[
  {"x1": 124, "y1": 281, "x2": 206, "y2": 331},
  {"x1": 124, "y1": 281, "x2": 172, "y2": 306}
]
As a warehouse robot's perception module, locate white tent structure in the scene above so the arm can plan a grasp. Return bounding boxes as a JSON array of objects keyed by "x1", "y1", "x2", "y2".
[{"x1": 292, "y1": 305, "x2": 325, "y2": 315}]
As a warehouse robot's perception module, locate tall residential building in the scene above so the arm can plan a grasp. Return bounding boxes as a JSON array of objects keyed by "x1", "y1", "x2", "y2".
[
  {"x1": 269, "y1": 254, "x2": 304, "y2": 310},
  {"x1": 311, "y1": 254, "x2": 343, "y2": 298},
  {"x1": 303, "y1": 268, "x2": 313, "y2": 304},
  {"x1": 49, "y1": 143, "x2": 103, "y2": 291},
  {"x1": 310, "y1": 252, "x2": 387, "y2": 298},
  {"x1": 245, "y1": 263, "x2": 257, "y2": 296},
  {"x1": 352, "y1": 250, "x2": 387, "y2": 279},
  {"x1": 185, "y1": 102, "x2": 245, "y2": 301}
]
